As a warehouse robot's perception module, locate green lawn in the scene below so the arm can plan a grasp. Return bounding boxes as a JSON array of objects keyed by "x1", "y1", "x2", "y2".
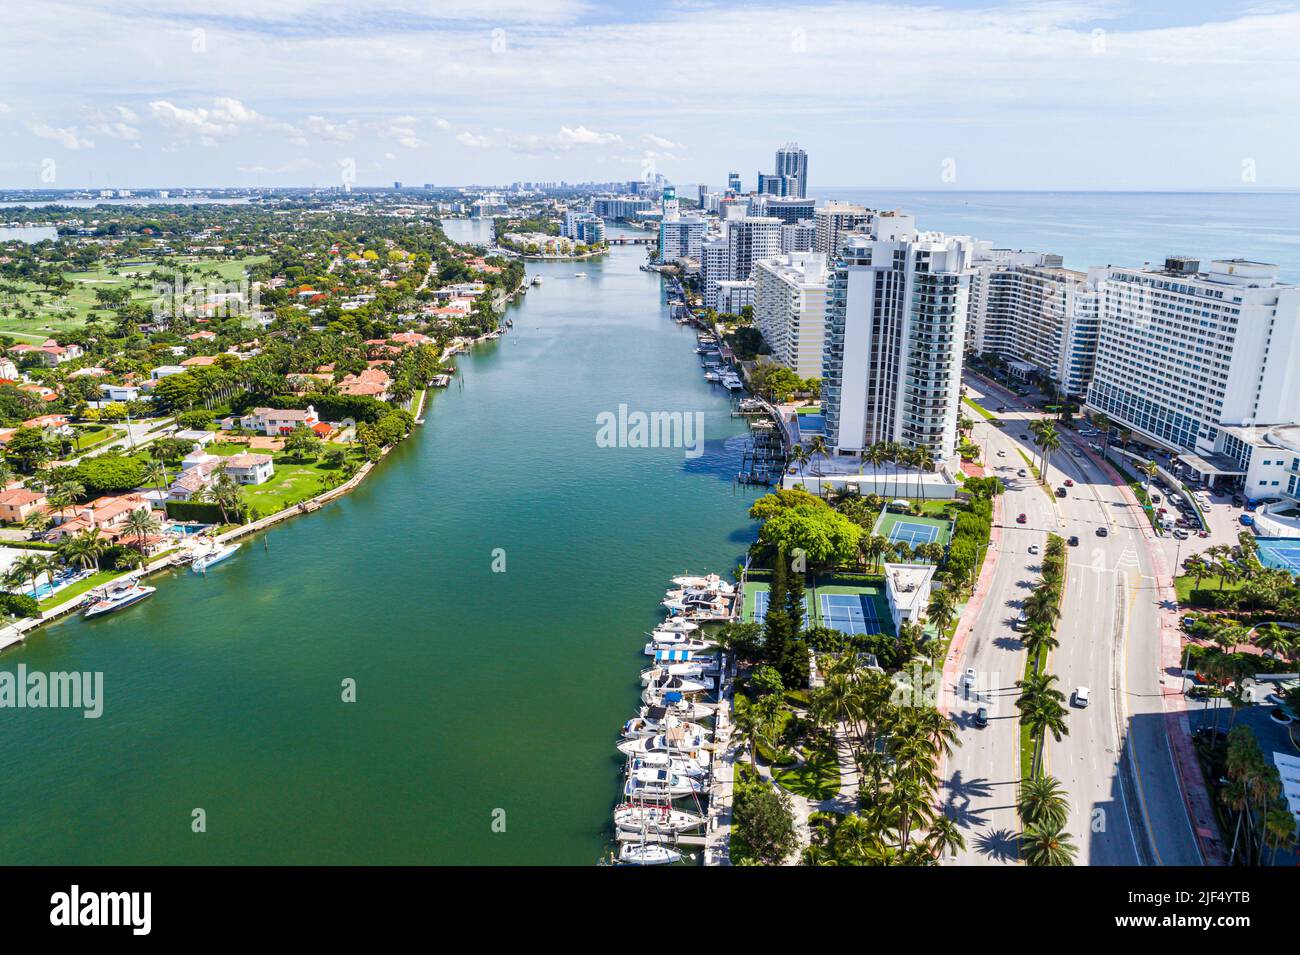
[
  {"x1": 212, "y1": 442, "x2": 360, "y2": 517},
  {"x1": 1174, "y1": 574, "x2": 1247, "y2": 605},
  {"x1": 773, "y1": 744, "x2": 841, "y2": 800},
  {"x1": 37, "y1": 569, "x2": 123, "y2": 612},
  {"x1": 963, "y1": 397, "x2": 997, "y2": 421},
  {"x1": 0, "y1": 256, "x2": 268, "y2": 337}
]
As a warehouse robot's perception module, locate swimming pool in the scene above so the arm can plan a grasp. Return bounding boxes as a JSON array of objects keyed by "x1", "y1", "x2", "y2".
[
  {"x1": 165, "y1": 522, "x2": 213, "y2": 536},
  {"x1": 1255, "y1": 537, "x2": 1300, "y2": 574}
]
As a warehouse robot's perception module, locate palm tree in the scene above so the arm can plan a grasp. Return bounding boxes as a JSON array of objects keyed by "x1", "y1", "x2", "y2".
[
  {"x1": 1091, "y1": 412, "x2": 1111, "y2": 462},
  {"x1": 867, "y1": 442, "x2": 887, "y2": 498},
  {"x1": 913, "y1": 446, "x2": 934, "y2": 503},
  {"x1": 1018, "y1": 774, "x2": 1069, "y2": 827},
  {"x1": 808, "y1": 435, "x2": 829, "y2": 476},
  {"x1": 8, "y1": 553, "x2": 47, "y2": 596},
  {"x1": 860, "y1": 533, "x2": 888, "y2": 573},
  {"x1": 1182, "y1": 554, "x2": 1211, "y2": 594},
  {"x1": 926, "y1": 587, "x2": 956, "y2": 638},
  {"x1": 142, "y1": 460, "x2": 170, "y2": 499},
  {"x1": 1138, "y1": 459, "x2": 1158, "y2": 510},
  {"x1": 1022, "y1": 819, "x2": 1078, "y2": 865},
  {"x1": 114, "y1": 549, "x2": 145, "y2": 571},
  {"x1": 59, "y1": 529, "x2": 106, "y2": 572},
  {"x1": 1032, "y1": 420, "x2": 1061, "y2": 486},
  {"x1": 123, "y1": 508, "x2": 161, "y2": 552},
  {"x1": 789, "y1": 445, "x2": 810, "y2": 479}
]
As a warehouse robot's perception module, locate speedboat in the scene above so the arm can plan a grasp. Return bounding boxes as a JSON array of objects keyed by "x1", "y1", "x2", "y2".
[
  {"x1": 644, "y1": 637, "x2": 713, "y2": 655},
  {"x1": 83, "y1": 580, "x2": 155, "y2": 618},
  {"x1": 624, "y1": 767, "x2": 704, "y2": 799},
  {"x1": 663, "y1": 594, "x2": 732, "y2": 620},
  {"x1": 618, "y1": 728, "x2": 710, "y2": 757},
  {"x1": 640, "y1": 663, "x2": 713, "y2": 685},
  {"x1": 617, "y1": 843, "x2": 682, "y2": 866},
  {"x1": 670, "y1": 574, "x2": 734, "y2": 593},
  {"x1": 649, "y1": 648, "x2": 717, "y2": 667},
  {"x1": 639, "y1": 693, "x2": 715, "y2": 721},
  {"x1": 648, "y1": 627, "x2": 712, "y2": 647},
  {"x1": 704, "y1": 370, "x2": 722, "y2": 383},
  {"x1": 657, "y1": 618, "x2": 699, "y2": 634},
  {"x1": 191, "y1": 541, "x2": 240, "y2": 573},
  {"x1": 613, "y1": 804, "x2": 705, "y2": 834}
]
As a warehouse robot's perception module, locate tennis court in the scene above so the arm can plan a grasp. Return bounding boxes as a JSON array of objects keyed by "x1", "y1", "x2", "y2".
[
  {"x1": 873, "y1": 509, "x2": 952, "y2": 548},
  {"x1": 818, "y1": 592, "x2": 883, "y2": 635},
  {"x1": 887, "y1": 519, "x2": 939, "y2": 547},
  {"x1": 1256, "y1": 537, "x2": 1300, "y2": 573}
]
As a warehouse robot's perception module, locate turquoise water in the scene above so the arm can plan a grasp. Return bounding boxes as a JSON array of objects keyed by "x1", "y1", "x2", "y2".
[{"x1": 0, "y1": 233, "x2": 758, "y2": 864}]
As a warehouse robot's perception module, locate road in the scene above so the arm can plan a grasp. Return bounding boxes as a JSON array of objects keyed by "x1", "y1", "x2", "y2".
[{"x1": 946, "y1": 377, "x2": 1201, "y2": 866}]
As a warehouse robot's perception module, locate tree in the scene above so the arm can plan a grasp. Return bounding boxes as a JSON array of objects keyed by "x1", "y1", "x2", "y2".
[
  {"x1": 58, "y1": 528, "x2": 107, "y2": 571},
  {"x1": 1022, "y1": 819, "x2": 1078, "y2": 865},
  {"x1": 283, "y1": 424, "x2": 323, "y2": 461},
  {"x1": 122, "y1": 507, "x2": 160, "y2": 551},
  {"x1": 731, "y1": 777, "x2": 797, "y2": 865},
  {"x1": 1019, "y1": 774, "x2": 1069, "y2": 828}
]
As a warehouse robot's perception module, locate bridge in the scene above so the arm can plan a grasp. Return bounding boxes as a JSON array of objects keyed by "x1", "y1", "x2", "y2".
[{"x1": 606, "y1": 235, "x2": 656, "y2": 245}]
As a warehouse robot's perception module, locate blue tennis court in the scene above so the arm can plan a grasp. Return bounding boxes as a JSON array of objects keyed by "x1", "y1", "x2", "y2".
[
  {"x1": 819, "y1": 593, "x2": 883, "y2": 635},
  {"x1": 1256, "y1": 537, "x2": 1300, "y2": 573},
  {"x1": 754, "y1": 591, "x2": 810, "y2": 626},
  {"x1": 887, "y1": 519, "x2": 940, "y2": 547}
]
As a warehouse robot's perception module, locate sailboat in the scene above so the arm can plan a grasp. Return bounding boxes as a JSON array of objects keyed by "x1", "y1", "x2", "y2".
[{"x1": 617, "y1": 843, "x2": 682, "y2": 865}]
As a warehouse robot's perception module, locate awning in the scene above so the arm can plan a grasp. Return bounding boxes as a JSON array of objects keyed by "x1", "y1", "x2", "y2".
[{"x1": 1176, "y1": 451, "x2": 1245, "y2": 476}]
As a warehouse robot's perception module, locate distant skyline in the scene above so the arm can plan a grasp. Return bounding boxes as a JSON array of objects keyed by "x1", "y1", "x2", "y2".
[{"x1": 3, "y1": 1, "x2": 1300, "y2": 191}]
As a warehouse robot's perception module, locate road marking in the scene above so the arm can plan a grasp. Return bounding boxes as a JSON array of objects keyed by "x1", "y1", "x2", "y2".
[{"x1": 1119, "y1": 571, "x2": 1162, "y2": 865}]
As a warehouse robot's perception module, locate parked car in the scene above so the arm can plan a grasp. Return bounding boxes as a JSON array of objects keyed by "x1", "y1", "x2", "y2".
[
  {"x1": 1241, "y1": 514, "x2": 1255, "y2": 526},
  {"x1": 1028, "y1": 543, "x2": 1040, "y2": 555},
  {"x1": 1173, "y1": 528, "x2": 1189, "y2": 539},
  {"x1": 1055, "y1": 487, "x2": 1067, "y2": 497},
  {"x1": 1068, "y1": 535, "x2": 1079, "y2": 547}
]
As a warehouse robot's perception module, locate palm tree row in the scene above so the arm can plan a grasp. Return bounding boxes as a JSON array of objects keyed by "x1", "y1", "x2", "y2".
[
  {"x1": 854, "y1": 441, "x2": 938, "y2": 502},
  {"x1": 1017, "y1": 535, "x2": 1070, "y2": 778},
  {"x1": 1017, "y1": 773, "x2": 1078, "y2": 865},
  {"x1": 1028, "y1": 419, "x2": 1061, "y2": 487},
  {"x1": 1, "y1": 517, "x2": 157, "y2": 603}
]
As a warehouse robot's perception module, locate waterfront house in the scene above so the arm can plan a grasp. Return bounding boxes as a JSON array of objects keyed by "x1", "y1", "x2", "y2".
[
  {"x1": 337, "y1": 369, "x2": 391, "y2": 400},
  {"x1": 222, "y1": 452, "x2": 275, "y2": 486},
  {"x1": 181, "y1": 355, "x2": 218, "y2": 368},
  {"x1": 238, "y1": 405, "x2": 320, "y2": 436},
  {"x1": 0, "y1": 488, "x2": 47, "y2": 524},
  {"x1": 48, "y1": 493, "x2": 154, "y2": 539}
]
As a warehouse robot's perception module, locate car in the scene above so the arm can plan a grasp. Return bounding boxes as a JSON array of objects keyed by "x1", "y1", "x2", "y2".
[
  {"x1": 1173, "y1": 528, "x2": 1189, "y2": 539},
  {"x1": 1014, "y1": 611, "x2": 1028, "y2": 630},
  {"x1": 1096, "y1": 526, "x2": 1108, "y2": 537},
  {"x1": 1088, "y1": 442, "x2": 1102, "y2": 452},
  {"x1": 1070, "y1": 448, "x2": 1082, "y2": 457},
  {"x1": 1064, "y1": 479, "x2": 1074, "y2": 487},
  {"x1": 1151, "y1": 493, "x2": 1161, "y2": 503},
  {"x1": 1017, "y1": 512, "x2": 1027, "y2": 523},
  {"x1": 1072, "y1": 686, "x2": 1091, "y2": 707},
  {"x1": 1240, "y1": 514, "x2": 1255, "y2": 526},
  {"x1": 1055, "y1": 487, "x2": 1066, "y2": 497},
  {"x1": 1068, "y1": 535, "x2": 1079, "y2": 547},
  {"x1": 974, "y1": 707, "x2": 989, "y2": 727},
  {"x1": 996, "y1": 449, "x2": 1006, "y2": 457},
  {"x1": 963, "y1": 667, "x2": 977, "y2": 686},
  {"x1": 1028, "y1": 543, "x2": 1040, "y2": 555},
  {"x1": 997, "y1": 405, "x2": 1007, "y2": 413},
  {"x1": 1021, "y1": 434, "x2": 1030, "y2": 440},
  {"x1": 1198, "y1": 530, "x2": 1209, "y2": 538},
  {"x1": 1017, "y1": 468, "x2": 1027, "y2": 477}
]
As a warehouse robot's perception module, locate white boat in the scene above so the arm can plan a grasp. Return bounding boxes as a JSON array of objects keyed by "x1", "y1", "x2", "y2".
[
  {"x1": 617, "y1": 728, "x2": 710, "y2": 757},
  {"x1": 644, "y1": 637, "x2": 712, "y2": 655},
  {"x1": 191, "y1": 541, "x2": 240, "y2": 573},
  {"x1": 83, "y1": 580, "x2": 155, "y2": 618},
  {"x1": 531, "y1": 275, "x2": 542, "y2": 286},
  {"x1": 657, "y1": 618, "x2": 699, "y2": 634},
  {"x1": 631, "y1": 751, "x2": 710, "y2": 779},
  {"x1": 574, "y1": 271, "x2": 587, "y2": 278},
  {"x1": 641, "y1": 674, "x2": 711, "y2": 702},
  {"x1": 618, "y1": 843, "x2": 682, "y2": 866},
  {"x1": 704, "y1": 370, "x2": 722, "y2": 383},
  {"x1": 638, "y1": 695, "x2": 715, "y2": 721},
  {"x1": 663, "y1": 594, "x2": 732, "y2": 620},
  {"x1": 624, "y1": 767, "x2": 704, "y2": 799},
  {"x1": 640, "y1": 662, "x2": 713, "y2": 685},
  {"x1": 670, "y1": 574, "x2": 734, "y2": 593},
  {"x1": 622, "y1": 714, "x2": 710, "y2": 739},
  {"x1": 648, "y1": 627, "x2": 712, "y2": 647},
  {"x1": 613, "y1": 804, "x2": 705, "y2": 834}
]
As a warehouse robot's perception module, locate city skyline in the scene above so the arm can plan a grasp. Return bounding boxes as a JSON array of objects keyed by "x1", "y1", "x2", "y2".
[{"x1": 4, "y1": 1, "x2": 1300, "y2": 191}]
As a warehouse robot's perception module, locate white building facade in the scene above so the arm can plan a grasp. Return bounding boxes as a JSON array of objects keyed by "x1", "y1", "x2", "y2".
[{"x1": 753, "y1": 252, "x2": 829, "y2": 379}]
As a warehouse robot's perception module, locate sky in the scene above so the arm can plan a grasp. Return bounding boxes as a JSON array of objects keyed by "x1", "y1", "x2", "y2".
[{"x1": 2, "y1": 0, "x2": 1300, "y2": 191}]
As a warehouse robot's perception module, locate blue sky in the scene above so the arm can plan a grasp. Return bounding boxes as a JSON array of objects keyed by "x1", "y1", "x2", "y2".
[{"x1": 2, "y1": 1, "x2": 1299, "y2": 190}]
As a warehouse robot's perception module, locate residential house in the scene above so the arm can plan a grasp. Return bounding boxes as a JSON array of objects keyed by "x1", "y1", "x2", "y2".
[
  {"x1": 223, "y1": 452, "x2": 275, "y2": 486},
  {"x1": 0, "y1": 487, "x2": 47, "y2": 524},
  {"x1": 235, "y1": 405, "x2": 320, "y2": 435}
]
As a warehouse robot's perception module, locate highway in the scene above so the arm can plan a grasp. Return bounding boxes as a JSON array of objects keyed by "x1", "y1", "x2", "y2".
[{"x1": 945, "y1": 377, "x2": 1202, "y2": 866}]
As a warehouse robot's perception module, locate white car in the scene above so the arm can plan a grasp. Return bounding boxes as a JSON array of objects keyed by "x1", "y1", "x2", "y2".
[
  {"x1": 963, "y1": 667, "x2": 977, "y2": 687},
  {"x1": 997, "y1": 450, "x2": 1006, "y2": 458},
  {"x1": 1072, "y1": 686, "x2": 1091, "y2": 707},
  {"x1": 1028, "y1": 544, "x2": 1040, "y2": 555}
]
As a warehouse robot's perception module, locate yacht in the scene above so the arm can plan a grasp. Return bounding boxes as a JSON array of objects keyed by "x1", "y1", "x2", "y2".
[
  {"x1": 618, "y1": 728, "x2": 710, "y2": 757},
  {"x1": 83, "y1": 579, "x2": 155, "y2": 618},
  {"x1": 640, "y1": 662, "x2": 713, "y2": 685},
  {"x1": 613, "y1": 804, "x2": 705, "y2": 834},
  {"x1": 641, "y1": 674, "x2": 711, "y2": 702},
  {"x1": 191, "y1": 541, "x2": 240, "y2": 573},
  {"x1": 531, "y1": 275, "x2": 542, "y2": 286},
  {"x1": 657, "y1": 618, "x2": 699, "y2": 634},
  {"x1": 623, "y1": 767, "x2": 704, "y2": 799},
  {"x1": 649, "y1": 648, "x2": 717, "y2": 667},
  {"x1": 617, "y1": 843, "x2": 682, "y2": 866},
  {"x1": 574, "y1": 271, "x2": 587, "y2": 278},
  {"x1": 644, "y1": 637, "x2": 713, "y2": 655},
  {"x1": 648, "y1": 627, "x2": 711, "y2": 647},
  {"x1": 637, "y1": 696, "x2": 715, "y2": 722},
  {"x1": 704, "y1": 370, "x2": 722, "y2": 383},
  {"x1": 621, "y1": 713, "x2": 710, "y2": 739},
  {"x1": 670, "y1": 574, "x2": 735, "y2": 594},
  {"x1": 630, "y1": 751, "x2": 710, "y2": 779}
]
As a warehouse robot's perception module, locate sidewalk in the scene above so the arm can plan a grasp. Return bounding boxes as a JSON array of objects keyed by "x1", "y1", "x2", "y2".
[
  {"x1": 1075, "y1": 437, "x2": 1225, "y2": 865},
  {"x1": 939, "y1": 490, "x2": 1004, "y2": 717}
]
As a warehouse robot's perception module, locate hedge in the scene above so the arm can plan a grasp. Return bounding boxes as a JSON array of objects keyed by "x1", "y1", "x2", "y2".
[{"x1": 164, "y1": 501, "x2": 243, "y2": 524}]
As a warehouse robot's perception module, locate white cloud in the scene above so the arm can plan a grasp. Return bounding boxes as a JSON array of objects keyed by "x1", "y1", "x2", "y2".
[
  {"x1": 456, "y1": 131, "x2": 492, "y2": 148},
  {"x1": 0, "y1": 103, "x2": 12, "y2": 115},
  {"x1": 433, "y1": 117, "x2": 451, "y2": 130},
  {"x1": 84, "y1": 105, "x2": 140, "y2": 140},
  {"x1": 149, "y1": 97, "x2": 302, "y2": 146},
  {"x1": 27, "y1": 122, "x2": 94, "y2": 150},
  {"x1": 305, "y1": 115, "x2": 358, "y2": 142}
]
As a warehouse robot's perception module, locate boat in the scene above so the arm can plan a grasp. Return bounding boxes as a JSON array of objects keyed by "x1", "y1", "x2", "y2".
[
  {"x1": 640, "y1": 662, "x2": 714, "y2": 685},
  {"x1": 624, "y1": 767, "x2": 704, "y2": 799},
  {"x1": 670, "y1": 574, "x2": 735, "y2": 594},
  {"x1": 617, "y1": 728, "x2": 711, "y2": 757},
  {"x1": 703, "y1": 370, "x2": 722, "y2": 383},
  {"x1": 630, "y1": 751, "x2": 710, "y2": 779},
  {"x1": 531, "y1": 275, "x2": 542, "y2": 286},
  {"x1": 657, "y1": 618, "x2": 699, "y2": 634},
  {"x1": 617, "y1": 843, "x2": 682, "y2": 866},
  {"x1": 637, "y1": 695, "x2": 715, "y2": 722},
  {"x1": 613, "y1": 804, "x2": 705, "y2": 834},
  {"x1": 662, "y1": 592, "x2": 732, "y2": 619},
  {"x1": 644, "y1": 637, "x2": 713, "y2": 655},
  {"x1": 574, "y1": 271, "x2": 587, "y2": 278},
  {"x1": 641, "y1": 675, "x2": 711, "y2": 702},
  {"x1": 191, "y1": 541, "x2": 240, "y2": 573},
  {"x1": 648, "y1": 627, "x2": 712, "y2": 646},
  {"x1": 622, "y1": 713, "x2": 710, "y2": 739},
  {"x1": 83, "y1": 579, "x2": 156, "y2": 618},
  {"x1": 650, "y1": 648, "x2": 717, "y2": 666}
]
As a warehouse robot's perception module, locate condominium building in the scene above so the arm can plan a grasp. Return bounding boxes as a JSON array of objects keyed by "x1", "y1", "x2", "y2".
[
  {"x1": 814, "y1": 202, "x2": 873, "y2": 255},
  {"x1": 754, "y1": 252, "x2": 829, "y2": 379},
  {"x1": 780, "y1": 222, "x2": 815, "y2": 254},
  {"x1": 561, "y1": 210, "x2": 606, "y2": 245},
  {"x1": 1086, "y1": 257, "x2": 1300, "y2": 463},
  {"x1": 658, "y1": 215, "x2": 706, "y2": 263},
  {"x1": 967, "y1": 249, "x2": 1101, "y2": 397},
  {"x1": 774, "y1": 142, "x2": 809, "y2": 198},
  {"x1": 700, "y1": 235, "x2": 730, "y2": 310},
  {"x1": 822, "y1": 215, "x2": 974, "y2": 460},
  {"x1": 726, "y1": 216, "x2": 781, "y2": 283},
  {"x1": 716, "y1": 280, "x2": 756, "y2": 314},
  {"x1": 592, "y1": 195, "x2": 653, "y2": 219},
  {"x1": 755, "y1": 196, "x2": 815, "y2": 224}
]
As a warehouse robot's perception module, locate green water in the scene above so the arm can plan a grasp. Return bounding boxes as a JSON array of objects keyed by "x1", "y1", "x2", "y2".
[{"x1": 0, "y1": 233, "x2": 759, "y2": 864}]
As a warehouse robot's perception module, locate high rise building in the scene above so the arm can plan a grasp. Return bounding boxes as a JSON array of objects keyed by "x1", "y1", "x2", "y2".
[
  {"x1": 780, "y1": 222, "x2": 816, "y2": 254},
  {"x1": 593, "y1": 195, "x2": 654, "y2": 219},
  {"x1": 700, "y1": 235, "x2": 731, "y2": 310},
  {"x1": 1086, "y1": 257, "x2": 1300, "y2": 460},
  {"x1": 774, "y1": 142, "x2": 808, "y2": 198},
  {"x1": 562, "y1": 210, "x2": 606, "y2": 245},
  {"x1": 814, "y1": 202, "x2": 873, "y2": 255},
  {"x1": 658, "y1": 215, "x2": 706, "y2": 263},
  {"x1": 727, "y1": 171, "x2": 742, "y2": 194},
  {"x1": 822, "y1": 215, "x2": 975, "y2": 460},
  {"x1": 754, "y1": 252, "x2": 830, "y2": 378},
  {"x1": 757, "y1": 196, "x2": 815, "y2": 224},
  {"x1": 725, "y1": 216, "x2": 781, "y2": 283},
  {"x1": 966, "y1": 249, "x2": 1101, "y2": 397}
]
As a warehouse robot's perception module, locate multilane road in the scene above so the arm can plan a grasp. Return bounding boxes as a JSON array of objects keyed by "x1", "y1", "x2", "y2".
[{"x1": 945, "y1": 378, "x2": 1201, "y2": 866}]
